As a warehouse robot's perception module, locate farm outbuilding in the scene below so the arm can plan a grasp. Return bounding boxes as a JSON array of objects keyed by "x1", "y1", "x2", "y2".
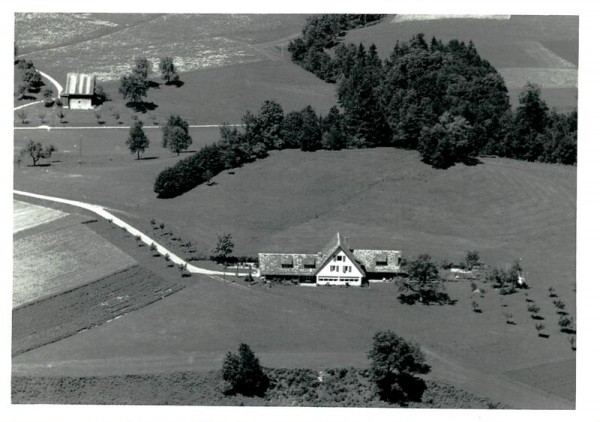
[
  {"x1": 60, "y1": 73, "x2": 95, "y2": 110},
  {"x1": 258, "y1": 233, "x2": 403, "y2": 286}
]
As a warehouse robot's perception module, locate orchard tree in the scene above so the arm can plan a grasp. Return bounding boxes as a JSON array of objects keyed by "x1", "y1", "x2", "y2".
[
  {"x1": 119, "y1": 73, "x2": 148, "y2": 104},
  {"x1": 133, "y1": 57, "x2": 151, "y2": 80},
  {"x1": 222, "y1": 343, "x2": 269, "y2": 396},
  {"x1": 159, "y1": 57, "x2": 179, "y2": 84},
  {"x1": 162, "y1": 114, "x2": 192, "y2": 155},
  {"x1": 213, "y1": 233, "x2": 234, "y2": 265},
  {"x1": 367, "y1": 330, "x2": 430, "y2": 403},
  {"x1": 20, "y1": 140, "x2": 56, "y2": 166},
  {"x1": 126, "y1": 118, "x2": 149, "y2": 159}
]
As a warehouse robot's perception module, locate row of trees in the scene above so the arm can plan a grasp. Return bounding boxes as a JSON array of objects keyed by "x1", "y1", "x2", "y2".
[
  {"x1": 153, "y1": 99, "x2": 332, "y2": 197},
  {"x1": 125, "y1": 114, "x2": 193, "y2": 160},
  {"x1": 288, "y1": 14, "x2": 385, "y2": 81},
  {"x1": 289, "y1": 14, "x2": 577, "y2": 167},
  {"x1": 119, "y1": 57, "x2": 180, "y2": 105},
  {"x1": 222, "y1": 330, "x2": 429, "y2": 404}
]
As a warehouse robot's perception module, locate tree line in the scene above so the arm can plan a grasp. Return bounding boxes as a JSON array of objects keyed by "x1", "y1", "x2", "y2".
[
  {"x1": 288, "y1": 14, "x2": 386, "y2": 82},
  {"x1": 288, "y1": 16, "x2": 577, "y2": 167}
]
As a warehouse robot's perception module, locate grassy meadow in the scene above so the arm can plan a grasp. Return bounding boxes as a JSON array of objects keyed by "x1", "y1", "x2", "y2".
[{"x1": 13, "y1": 14, "x2": 577, "y2": 409}]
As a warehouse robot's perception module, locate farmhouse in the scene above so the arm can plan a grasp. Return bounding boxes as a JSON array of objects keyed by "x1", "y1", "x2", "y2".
[
  {"x1": 60, "y1": 73, "x2": 95, "y2": 110},
  {"x1": 258, "y1": 233, "x2": 402, "y2": 286}
]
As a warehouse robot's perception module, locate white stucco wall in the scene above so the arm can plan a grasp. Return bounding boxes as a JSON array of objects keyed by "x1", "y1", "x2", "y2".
[
  {"x1": 316, "y1": 250, "x2": 362, "y2": 286},
  {"x1": 69, "y1": 98, "x2": 93, "y2": 110}
]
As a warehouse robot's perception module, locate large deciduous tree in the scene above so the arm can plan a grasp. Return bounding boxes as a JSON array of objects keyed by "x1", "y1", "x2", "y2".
[
  {"x1": 367, "y1": 330, "x2": 430, "y2": 403},
  {"x1": 20, "y1": 140, "x2": 56, "y2": 166},
  {"x1": 396, "y1": 254, "x2": 452, "y2": 305},
  {"x1": 162, "y1": 115, "x2": 192, "y2": 155},
  {"x1": 119, "y1": 73, "x2": 148, "y2": 104},
  {"x1": 126, "y1": 118, "x2": 149, "y2": 159},
  {"x1": 213, "y1": 233, "x2": 234, "y2": 265}
]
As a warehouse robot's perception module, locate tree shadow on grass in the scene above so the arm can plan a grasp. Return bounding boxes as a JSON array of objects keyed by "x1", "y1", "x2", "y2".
[
  {"x1": 138, "y1": 156, "x2": 159, "y2": 161},
  {"x1": 125, "y1": 101, "x2": 158, "y2": 113},
  {"x1": 148, "y1": 80, "x2": 161, "y2": 89},
  {"x1": 166, "y1": 80, "x2": 184, "y2": 88}
]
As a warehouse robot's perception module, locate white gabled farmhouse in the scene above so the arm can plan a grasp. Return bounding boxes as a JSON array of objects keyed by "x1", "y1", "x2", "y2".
[{"x1": 258, "y1": 233, "x2": 402, "y2": 286}]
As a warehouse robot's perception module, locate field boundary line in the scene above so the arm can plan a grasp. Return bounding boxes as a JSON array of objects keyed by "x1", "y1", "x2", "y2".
[
  {"x1": 13, "y1": 190, "x2": 242, "y2": 278},
  {"x1": 14, "y1": 124, "x2": 242, "y2": 130}
]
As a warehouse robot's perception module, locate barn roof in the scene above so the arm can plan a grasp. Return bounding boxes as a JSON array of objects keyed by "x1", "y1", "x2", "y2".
[{"x1": 64, "y1": 73, "x2": 95, "y2": 96}]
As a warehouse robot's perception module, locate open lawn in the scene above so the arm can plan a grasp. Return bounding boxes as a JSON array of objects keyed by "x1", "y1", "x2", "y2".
[
  {"x1": 13, "y1": 148, "x2": 575, "y2": 408},
  {"x1": 13, "y1": 204, "x2": 137, "y2": 307},
  {"x1": 14, "y1": 148, "x2": 576, "y2": 294},
  {"x1": 12, "y1": 271, "x2": 575, "y2": 408},
  {"x1": 342, "y1": 15, "x2": 578, "y2": 110},
  {"x1": 14, "y1": 60, "x2": 337, "y2": 128},
  {"x1": 14, "y1": 127, "x2": 220, "y2": 166}
]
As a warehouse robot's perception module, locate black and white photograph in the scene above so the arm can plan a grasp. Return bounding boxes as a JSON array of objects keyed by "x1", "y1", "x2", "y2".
[{"x1": 5, "y1": 1, "x2": 598, "y2": 421}]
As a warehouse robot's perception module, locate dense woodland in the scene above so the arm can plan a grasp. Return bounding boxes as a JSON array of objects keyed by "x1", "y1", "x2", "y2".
[{"x1": 154, "y1": 15, "x2": 577, "y2": 197}]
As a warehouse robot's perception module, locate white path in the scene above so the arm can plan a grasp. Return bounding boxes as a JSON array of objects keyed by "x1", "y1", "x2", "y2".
[
  {"x1": 13, "y1": 190, "x2": 246, "y2": 277},
  {"x1": 38, "y1": 70, "x2": 64, "y2": 96},
  {"x1": 13, "y1": 70, "x2": 63, "y2": 112},
  {"x1": 14, "y1": 124, "x2": 242, "y2": 130}
]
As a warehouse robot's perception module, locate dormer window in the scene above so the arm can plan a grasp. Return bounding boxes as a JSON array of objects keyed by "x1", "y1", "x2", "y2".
[
  {"x1": 304, "y1": 257, "x2": 316, "y2": 269},
  {"x1": 375, "y1": 253, "x2": 388, "y2": 266},
  {"x1": 281, "y1": 256, "x2": 293, "y2": 269}
]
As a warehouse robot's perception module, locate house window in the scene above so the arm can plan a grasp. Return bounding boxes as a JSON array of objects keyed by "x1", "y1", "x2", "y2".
[
  {"x1": 330, "y1": 265, "x2": 336, "y2": 271},
  {"x1": 337, "y1": 255, "x2": 343, "y2": 261},
  {"x1": 343, "y1": 266, "x2": 351, "y2": 273},
  {"x1": 304, "y1": 264, "x2": 315, "y2": 269},
  {"x1": 281, "y1": 263, "x2": 293, "y2": 269}
]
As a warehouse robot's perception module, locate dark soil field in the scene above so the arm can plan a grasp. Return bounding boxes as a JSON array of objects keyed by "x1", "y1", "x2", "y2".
[{"x1": 12, "y1": 265, "x2": 185, "y2": 356}]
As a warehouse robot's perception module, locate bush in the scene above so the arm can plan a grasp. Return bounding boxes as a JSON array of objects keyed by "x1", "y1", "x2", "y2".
[
  {"x1": 222, "y1": 343, "x2": 269, "y2": 397},
  {"x1": 558, "y1": 315, "x2": 575, "y2": 333}
]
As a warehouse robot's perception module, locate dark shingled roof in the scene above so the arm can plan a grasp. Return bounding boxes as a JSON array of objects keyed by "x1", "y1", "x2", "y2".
[
  {"x1": 258, "y1": 233, "x2": 401, "y2": 277},
  {"x1": 258, "y1": 253, "x2": 322, "y2": 276},
  {"x1": 353, "y1": 249, "x2": 401, "y2": 273}
]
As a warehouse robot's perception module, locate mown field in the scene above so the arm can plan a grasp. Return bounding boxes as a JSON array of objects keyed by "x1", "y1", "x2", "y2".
[
  {"x1": 13, "y1": 148, "x2": 576, "y2": 408},
  {"x1": 343, "y1": 15, "x2": 578, "y2": 111},
  {"x1": 13, "y1": 203, "x2": 137, "y2": 307},
  {"x1": 13, "y1": 14, "x2": 577, "y2": 409}
]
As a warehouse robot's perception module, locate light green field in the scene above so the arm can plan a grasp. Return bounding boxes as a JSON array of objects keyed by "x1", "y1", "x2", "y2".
[{"x1": 13, "y1": 206, "x2": 136, "y2": 307}]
